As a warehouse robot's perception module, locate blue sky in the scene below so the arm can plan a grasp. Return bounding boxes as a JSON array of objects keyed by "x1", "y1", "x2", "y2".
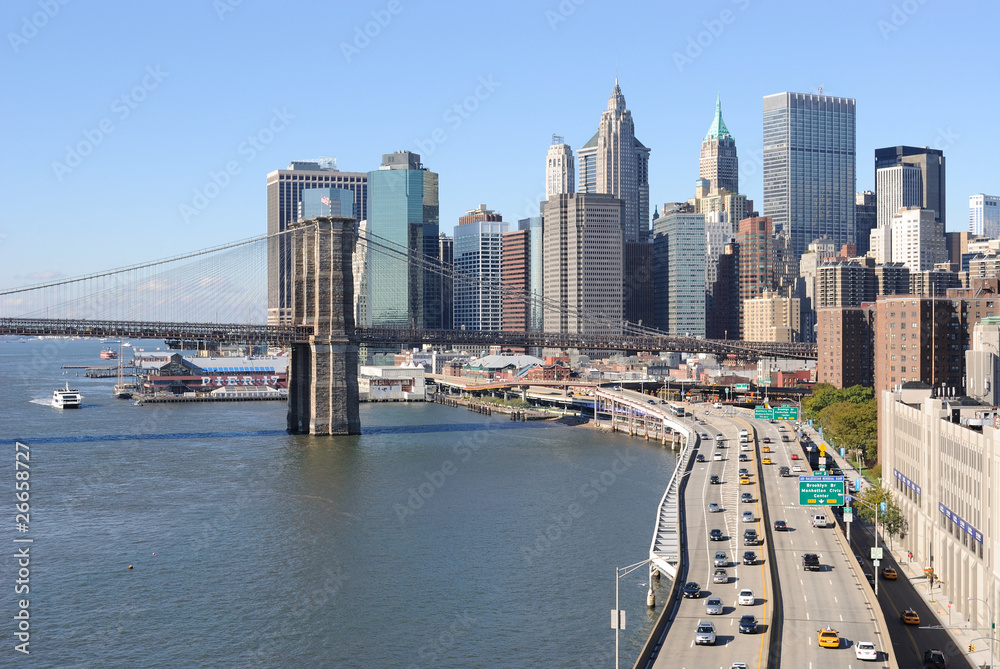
[{"x1": 1, "y1": 0, "x2": 996, "y2": 288}]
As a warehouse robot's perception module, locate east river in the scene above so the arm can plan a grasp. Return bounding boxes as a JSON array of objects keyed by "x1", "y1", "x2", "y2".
[{"x1": 0, "y1": 338, "x2": 677, "y2": 667}]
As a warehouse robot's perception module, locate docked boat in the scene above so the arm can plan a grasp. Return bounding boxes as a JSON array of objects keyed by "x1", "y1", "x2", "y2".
[
  {"x1": 53, "y1": 382, "x2": 83, "y2": 409},
  {"x1": 100, "y1": 349, "x2": 118, "y2": 360}
]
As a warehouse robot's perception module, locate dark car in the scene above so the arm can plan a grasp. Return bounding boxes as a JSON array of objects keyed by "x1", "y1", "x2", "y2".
[
  {"x1": 709, "y1": 528, "x2": 724, "y2": 541},
  {"x1": 682, "y1": 582, "x2": 701, "y2": 598},
  {"x1": 803, "y1": 553, "x2": 821, "y2": 571},
  {"x1": 741, "y1": 492, "x2": 753, "y2": 503},
  {"x1": 774, "y1": 520, "x2": 787, "y2": 531},
  {"x1": 923, "y1": 649, "x2": 947, "y2": 668},
  {"x1": 696, "y1": 454, "x2": 706, "y2": 462},
  {"x1": 742, "y1": 551, "x2": 757, "y2": 565},
  {"x1": 738, "y1": 614, "x2": 757, "y2": 634},
  {"x1": 743, "y1": 529, "x2": 758, "y2": 546},
  {"x1": 778, "y1": 466, "x2": 790, "y2": 477},
  {"x1": 762, "y1": 437, "x2": 771, "y2": 443},
  {"x1": 710, "y1": 475, "x2": 721, "y2": 485}
]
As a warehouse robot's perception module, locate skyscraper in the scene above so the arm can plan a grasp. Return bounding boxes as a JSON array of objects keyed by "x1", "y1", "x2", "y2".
[
  {"x1": 735, "y1": 217, "x2": 775, "y2": 339},
  {"x1": 516, "y1": 217, "x2": 544, "y2": 332},
  {"x1": 541, "y1": 193, "x2": 624, "y2": 337},
  {"x1": 546, "y1": 136, "x2": 575, "y2": 199},
  {"x1": 366, "y1": 151, "x2": 441, "y2": 328},
  {"x1": 763, "y1": 92, "x2": 856, "y2": 257},
  {"x1": 970, "y1": 194, "x2": 1000, "y2": 237},
  {"x1": 855, "y1": 191, "x2": 876, "y2": 257},
  {"x1": 454, "y1": 207, "x2": 508, "y2": 332},
  {"x1": 699, "y1": 96, "x2": 738, "y2": 194},
  {"x1": 874, "y1": 146, "x2": 946, "y2": 225},
  {"x1": 438, "y1": 233, "x2": 453, "y2": 330},
  {"x1": 577, "y1": 80, "x2": 650, "y2": 243},
  {"x1": 876, "y1": 162, "x2": 923, "y2": 229},
  {"x1": 266, "y1": 160, "x2": 367, "y2": 324},
  {"x1": 652, "y1": 205, "x2": 706, "y2": 337}
]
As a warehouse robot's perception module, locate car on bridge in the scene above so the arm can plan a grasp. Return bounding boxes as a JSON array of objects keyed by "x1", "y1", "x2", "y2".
[
  {"x1": 694, "y1": 621, "x2": 717, "y2": 645},
  {"x1": 714, "y1": 551, "x2": 728, "y2": 567},
  {"x1": 738, "y1": 588, "x2": 754, "y2": 605},
  {"x1": 792, "y1": 464, "x2": 803, "y2": 473},
  {"x1": 817, "y1": 627, "x2": 840, "y2": 648},
  {"x1": 802, "y1": 554, "x2": 820, "y2": 571},
  {"x1": 682, "y1": 582, "x2": 701, "y2": 598},
  {"x1": 709, "y1": 474, "x2": 720, "y2": 484},
  {"x1": 709, "y1": 528, "x2": 724, "y2": 541},
  {"x1": 778, "y1": 466, "x2": 790, "y2": 477},
  {"x1": 739, "y1": 453, "x2": 749, "y2": 462},
  {"x1": 738, "y1": 467, "x2": 749, "y2": 476},
  {"x1": 738, "y1": 614, "x2": 757, "y2": 634},
  {"x1": 741, "y1": 492, "x2": 753, "y2": 503},
  {"x1": 762, "y1": 456, "x2": 772, "y2": 465},
  {"x1": 761, "y1": 445, "x2": 771, "y2": 452},
  {"x1": 742, "y1": 550, "x2": 757, "y2": 565},
  {"x1": 739, "y1": 475, "x2": 751, "y2": 485},
  {"x1": 901, "y1": 608, "x2": 921, "y2": 624},
  {"x1": 704, "y1": 597, "x2": 723, "y2": 615},
  {"x1": 741, "y1": 511, "x2": 754, "y2": 523},
  {"x1": 743, "y1": 529, "x2": 758, "y2": 545},
  {"x1": 773, "y1": 520, "x2": 787, "y2": 531},
  {"x1": 729, "y1": 664, "x2": 748, "y2": 669},
  {"x1": 696, "y1": 454, "x2": 706, "y2": 462},
  {"x1": 714, "y1": 452, "x2": 723, "y2": 461},
  {"x1": 708, "y1": 503, "x2": 721, "y2": 513},
  {"x1": 712, "y1": 568, "x2": 728, "y2": 584},
  {"x1": 762, "y1": 437, "x2": 771, "y2": 443},
  {"x1": 790, "y1": 453, "x2": 799, "y2": 459}
]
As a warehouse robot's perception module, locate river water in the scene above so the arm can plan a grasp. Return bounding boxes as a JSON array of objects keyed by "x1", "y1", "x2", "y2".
[{"x1": 0, "y1": 338, "x2": 677, "y2": 668}]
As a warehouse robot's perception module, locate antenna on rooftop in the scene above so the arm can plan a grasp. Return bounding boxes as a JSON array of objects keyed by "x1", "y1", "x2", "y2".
[
  {"x1": 306, "y1": 156, "x2": 337, "y2": 170},
  {"x1": 552, "y1": 134, "x2": 564, "y2": 145},
  {"x1": 817, "y1": 86, "x2": 824, "y2": 96}
]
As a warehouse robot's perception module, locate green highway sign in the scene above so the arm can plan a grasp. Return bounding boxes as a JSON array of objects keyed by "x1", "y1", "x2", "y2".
[
  {"x1": 798, "y1": 476, "x2": 845, "y2": 505},
  {"x1": 754, "y1": 406, "x2": 773, "y2": 420},
  {"x1": 735, "y1": 384, "x2": 750, "y2": 391},
  {"x1": 773, "y1": 405, "x2": 799, "y2": 420}
]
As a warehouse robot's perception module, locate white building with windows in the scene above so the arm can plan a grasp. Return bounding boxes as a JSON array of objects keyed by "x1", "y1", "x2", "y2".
[
  {"x1": 889, "y1": 207, "x2": 947, "y2": 272},
  {"x1": 453, "y1": 219, "x2": 508, "y2": 331},
  {"x1": 970, "y1": 194, "x2": 1000, "y2": 238},
  {"x1": 877, "y1": 163, "x2": 923, "y2": 229},
  {"x1": 545, "y1": 136, "x2": 575, "y2": 199}
]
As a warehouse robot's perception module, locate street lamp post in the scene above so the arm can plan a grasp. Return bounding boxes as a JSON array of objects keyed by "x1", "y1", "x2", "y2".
[
  {"x1": 968, "y1": 597, "x2": 995, "y2": 669},
  {"x1": 850, "y1": 496, "x2": 881, "y2": 597},
  {"x1": 614, "y1": 558, "x2": 652, "y2": 669}
]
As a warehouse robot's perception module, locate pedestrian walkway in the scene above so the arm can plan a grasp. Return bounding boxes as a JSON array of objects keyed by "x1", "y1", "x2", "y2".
[{"x1": 801, "y1": 422, "x2": 994, "y2": 669}]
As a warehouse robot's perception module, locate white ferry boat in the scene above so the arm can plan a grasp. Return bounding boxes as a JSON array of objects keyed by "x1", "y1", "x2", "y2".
[{"x1": 53, "y1": 382, "x2": 83, "y2": 409}]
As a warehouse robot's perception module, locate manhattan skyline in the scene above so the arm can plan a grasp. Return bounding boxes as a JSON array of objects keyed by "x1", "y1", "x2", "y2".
[{"x1": 1, "y1": 0, "x2": 995, "y2": 288}]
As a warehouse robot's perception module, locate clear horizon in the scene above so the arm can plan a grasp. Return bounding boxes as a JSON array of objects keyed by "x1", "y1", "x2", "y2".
[{"x1": 2, "y1": 0, "x2": 995, "y2": 287}]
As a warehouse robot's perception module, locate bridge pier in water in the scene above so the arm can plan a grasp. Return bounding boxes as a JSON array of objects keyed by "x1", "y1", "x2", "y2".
[{"x1": 286, "y1": 216, "x2": 361, "y2": 435}]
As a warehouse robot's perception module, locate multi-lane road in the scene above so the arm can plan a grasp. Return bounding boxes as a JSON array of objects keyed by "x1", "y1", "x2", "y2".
[{"x1": 649, "y1": 403, "x2": 891, "y2": 669}]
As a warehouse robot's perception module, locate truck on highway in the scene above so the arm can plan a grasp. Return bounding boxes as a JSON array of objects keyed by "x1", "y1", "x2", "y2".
[{"x1": 738, "y1": 429, "x2": 749, "y2": 443}]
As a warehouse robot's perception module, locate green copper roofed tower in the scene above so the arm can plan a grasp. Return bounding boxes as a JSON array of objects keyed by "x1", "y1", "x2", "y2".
[
  {"x1": 705, "y1": 95, "x2": 732, "y2": 141},
  {"x1": 699, "y1": 96, "x2": 738, "y2": 194}
]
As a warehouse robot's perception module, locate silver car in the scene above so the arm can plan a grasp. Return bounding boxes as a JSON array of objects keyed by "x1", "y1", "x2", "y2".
[
  {"x1": 708, "y1": 502, "x2": 721, "y2": 513},
  {"x1": 741, "y1": 511, "x2": 754, "y2": 523},
  {"x1": 712, "y1": 568, "x2": 728, "y2": 584},
  {"x1": 714, "y1": 551, "x2": 728, "y2": 567},
  {"x1": 694, "y1": 621, "x2": 717, "y2": 645},
  {"x1": 705, "y1": 597, "x2": 724, "y2": 615}
]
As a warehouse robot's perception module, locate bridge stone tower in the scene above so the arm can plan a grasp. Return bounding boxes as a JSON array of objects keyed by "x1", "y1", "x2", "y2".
[{"x1": 286, "y1": 216, "x2": 361, "y2": 435}]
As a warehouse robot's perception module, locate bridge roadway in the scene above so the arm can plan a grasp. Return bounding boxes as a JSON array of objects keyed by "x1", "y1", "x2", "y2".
[
  {"x1": 0, "y1": 318, "x2": 818, "y2": 360},
  {"x1": 645, "y1": 404, "x2": 890, "y2": 668}
]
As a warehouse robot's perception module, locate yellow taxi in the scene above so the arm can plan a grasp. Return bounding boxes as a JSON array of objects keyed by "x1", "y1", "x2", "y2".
[
  {"x1": 900, "y1": 608, "x2": 920, "y2": 625},
  {"x1": 817, "y1": 627, "x2": 840, "y2": 648},
  {"x1": 881, "y1": 566, "x2": 898, "y2": 580},
  {"x1": 762, "y1": 446, "x2": 771, "y2": 453},
  {"x1": 762, "y1": 457, "x2": 772, "y2": 465},
  {"x1": 739, "y1": 475, "x2": 751, "y2": 485}
]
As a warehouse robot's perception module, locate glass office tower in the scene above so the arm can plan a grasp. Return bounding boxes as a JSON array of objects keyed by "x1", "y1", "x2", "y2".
[
  {"x1": 763, "y1": 92, "x2": 856, "y2": 258},
  {"x1": 366, "y1": 151, "x2": 441, "y2": 328}
]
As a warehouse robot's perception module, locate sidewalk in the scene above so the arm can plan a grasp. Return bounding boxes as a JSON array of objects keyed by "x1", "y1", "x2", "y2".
[{"x1": 800, "y1": 422, "x2": 994, "y2": 669}]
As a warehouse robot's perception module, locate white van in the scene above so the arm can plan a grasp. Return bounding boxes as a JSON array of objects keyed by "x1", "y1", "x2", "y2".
[
  {"x1": 713, "y1": 452, "x2": 723, "y2": 461},
  {"x1": 811, "y1": 514, "x2": 828, "y2": 528}
]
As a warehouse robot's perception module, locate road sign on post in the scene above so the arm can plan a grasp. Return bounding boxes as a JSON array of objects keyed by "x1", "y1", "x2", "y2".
[
  {"x1": 754, "y1": 406, "x2": 774, "y2": 420},
  {"x1": 798, "y1": 476, "x2": 845, "y2": 505},
  {"x1": 870, "y1": 547, "x2": 883, "y2": 560},
  {"x1": 735, "y1": 384, "x2": 749, "y2": 391},
  {"x1": 773, "y1": 405, "x2": 799, "y2": 420},
  {"x1": 843, "y1": 508, "x2": 853, "y2": 523}
]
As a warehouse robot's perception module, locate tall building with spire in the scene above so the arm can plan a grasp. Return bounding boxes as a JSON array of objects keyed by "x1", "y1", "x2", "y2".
[
  {"x1": 699, "y1": 97, "x2": 738, "y2": 194},
  {"x1": 546, "y1": 135, "x2": 575, "y2": 199},
  {"x1": 577, "y1": 80, "x2": 650, "y2": 243}
]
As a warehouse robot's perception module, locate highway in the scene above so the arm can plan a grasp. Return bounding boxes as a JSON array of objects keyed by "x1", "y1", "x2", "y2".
[
  {"x1": 652, "y1": 413, "x2": 772, "y2": 668},
  {"x1": 748, "y1": 415, "x2": 890, "y2": 667}
]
